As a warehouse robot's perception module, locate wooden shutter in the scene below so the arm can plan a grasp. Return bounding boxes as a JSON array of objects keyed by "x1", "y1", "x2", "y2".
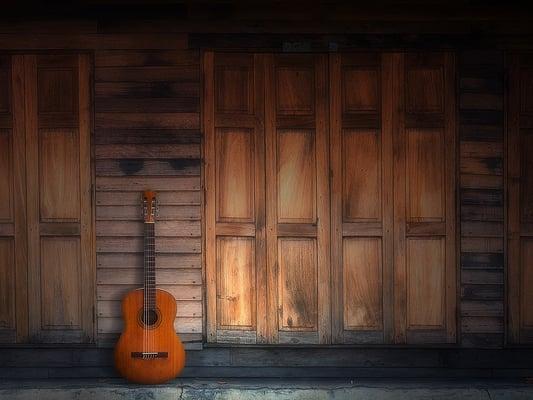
[
  {"x1": 508, "y1": 53, "x2": 533, "y2": 344},
  {"x1": 0, "y1": 56, "x2": 27, "y2": 343},
  {"x1": 204, "y1": 53, "x2": 267, "y2": 344},
  {"x1": 393, "y1": 53, "x2": 457, "y2": 344},
  {"x1": 25, "y1": 55, "x2": 94, "y2": 343},
  {"x1": 264, "y1": 54, "x2": 330, "y2": 344},
  {"x1": 330, "y1": 53, "x2": 394, "y2": 344}
]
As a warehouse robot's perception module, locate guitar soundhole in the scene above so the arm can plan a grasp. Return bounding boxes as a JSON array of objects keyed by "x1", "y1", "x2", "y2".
[{"x1": 138, "y1": 308, "x2": 160, "y2": 328}]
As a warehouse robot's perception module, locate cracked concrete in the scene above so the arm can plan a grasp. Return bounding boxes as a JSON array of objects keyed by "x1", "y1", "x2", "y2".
[{"x1": 0, "y1": 379, "x2": 532, "y2": 399}]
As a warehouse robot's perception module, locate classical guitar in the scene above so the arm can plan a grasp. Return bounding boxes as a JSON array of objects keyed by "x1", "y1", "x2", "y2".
[{"x1": 114, "y1": 190, "x2": 186, "y2": 384}]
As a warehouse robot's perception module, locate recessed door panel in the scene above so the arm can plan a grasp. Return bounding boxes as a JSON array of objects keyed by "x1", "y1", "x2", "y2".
[
  {"x1": 216, "y1": 237, "x2": 256, "y2": 329},
  {"x1": 216, "y1": 128, "x2": 255, "y2": 222},
  {"x1": 40, "y1": 238, "x2": 81, "y2": 329},
  {"x1": 343, "y1": 238, "x2": 382, "y2": 330},
  {"x1": 0, "y1": 239, "x2": 15, "y2": 330},
  {"x1": 39, "y1": 129, "x2": 80, "y2": 221},
  {"x1": 0, "y1": 132, "x2": 12, "y2": 221},
  {"x1": 278, "y1": 239, "x2": 318, "y2": 331},
  {"x1": 277, "y1": 129, "x2": 316, "y2": 222},
  {"x1": 407, "y1": 238, "x2": 445, "y2": 328},
  {"x1": 343, "y1": 129, "x2": 381, "y2": 222},
  {"x1": 406, "y1": 129, "x2": 445, "y2": 222}
]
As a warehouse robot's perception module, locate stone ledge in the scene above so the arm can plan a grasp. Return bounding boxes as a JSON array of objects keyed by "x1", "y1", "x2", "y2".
[{"x1": 1, "y1": 379, "x2": 533, "y2": 400}]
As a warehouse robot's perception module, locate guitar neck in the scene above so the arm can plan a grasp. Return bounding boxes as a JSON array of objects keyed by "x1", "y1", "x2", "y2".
[{"x1": 144, "y1": 221, "x2": 156, "y2": 309}]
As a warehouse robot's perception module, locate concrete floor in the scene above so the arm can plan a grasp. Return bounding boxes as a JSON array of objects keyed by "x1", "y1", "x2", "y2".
[{"x1": 1, "y1": 379, "x2": 533, "y2": 400}]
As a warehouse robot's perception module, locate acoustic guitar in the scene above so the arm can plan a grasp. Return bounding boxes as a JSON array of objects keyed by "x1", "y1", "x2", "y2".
[{"x1": 114, "y1": 190, "x2": 186, "y2": 384}]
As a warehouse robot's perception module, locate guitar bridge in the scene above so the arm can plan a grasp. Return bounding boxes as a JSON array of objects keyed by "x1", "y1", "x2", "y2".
[{"x1": 131, "y1": 352, "x2": 168, "y2": 359}]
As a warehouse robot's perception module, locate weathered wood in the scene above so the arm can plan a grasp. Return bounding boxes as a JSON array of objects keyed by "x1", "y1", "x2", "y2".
[
  {"x1": 97, "y1": 284, "x2": 202, "y2": 301},
  {"x1": 95, "y1": 113, "x2": 199, "y2": 130},
  {"x1": 96, "y1": 191, "x2": 201, "y2": 206},
  {"x1": 97, "y1": 253, "x2": 201, "y2": 269},
  {"x1": 96, "y1": 205, "x2": 200, "y2": 221},
  {"x1": 95, "y1": 144, "x2": 200, "y2": 159}
]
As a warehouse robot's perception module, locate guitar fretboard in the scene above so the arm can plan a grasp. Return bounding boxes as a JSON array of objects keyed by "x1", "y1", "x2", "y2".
[{"x1": 144, "y1": 222, "x2": 156, "y2": 311}]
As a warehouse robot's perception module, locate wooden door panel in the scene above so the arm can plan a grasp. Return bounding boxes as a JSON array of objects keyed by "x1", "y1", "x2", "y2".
[
  {"x1": 0, "y1": 132, "x2": 12, "y2": 221},
  {"x1": 343, "y1": 129, "x2": 381, "y2": 221},
  {"x1": 0, "y1": 239, "x2": 15, "y2": 331},
  {"x1": 266, "y1": 54, "x2": 329, "y2": 344},
  {"x1": 406, "y1": 129, "x2": 445, "y2": 221},
  {"x1": 276, "y1": 67, "x2": 314, "y2": 115},
  {"x1": 39, "y1": 129, "x2": 80, "y2": 221},
  {"x1": 342, "y1": 68, "x2": 379, "y2": 112},
  {"x1": 407, "y1": 238, "x2": 445, "y2": 328},
  {"x1": 216, "y1": 128, "x2": 255, "y2": 222},
  {"x1": 394, "y1": 53, "x2": 456, "y2": 344},
  {"x1": 520, "y1": 133, "x2": 533, "y2": 222},
  {"x1": 342, "y1": 238, "x2": 382, "y2": 330},
  {"x1": 26, "y1": 54, "x2": 94, "y2": 343},
  {"x1": 216, "y1": 237, "x2": 255, "y2": 329},
  {"x1": 406, "y1": 67, "x2": 444, "y2": 113},
  {"x1": 521, "y1": 239, "x2": 533, "y2": 328},
  {"x1": 215, "y1": 65, "x2": 253, "y2": 114},
  {"x1": 40, "y1": 238, "x2": 81, "y2": 329},
  {"x1": 330, "y1": 53, "x2": 391, "y2": 344},
  {"x1": 0, "y1": 56, "x2": 27, "y2": 343},
  {"x1": 278, "y1": 239, "x2": 318, "y2": 331},
  {"x1": 508, "y1": 55, "x2": 533, "y2": 344},
  {"x1": 205, "y1": 53, "x2": 266, "y2": 344},
  {"x1": 277, "y1": 129, "x2": 316, "y2": 222}
]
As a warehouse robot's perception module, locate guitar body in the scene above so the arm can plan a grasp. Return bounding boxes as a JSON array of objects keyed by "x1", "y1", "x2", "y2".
[{"x1": 114, "y1": 288, "x2": 186, "y2": 384}]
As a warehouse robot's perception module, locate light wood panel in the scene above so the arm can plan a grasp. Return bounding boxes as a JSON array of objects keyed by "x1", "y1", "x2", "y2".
[
  {"x1": 394, "y1": 53, "x2": 456, "y2": 344},
  {"x1": 330, "y1": 53, "x2": 392, "y2": 344},
  {"x1": 0, "y1": 55, "x2": 27, "y2": 343},
  {"x1": 25, "y1": 54, "x2": 94, "y2": 343},
  {"x1": 508, "y1": 54, "x2": 533, "y2": 344},
  {"x1": 266, "y1": 54, "x2": 330, "y2": 344},
  {"x1": 205, "y1": 52, "x2": 266, "y2": 344},
  {"x1": 216, "y1": 237, "x2": 255, "y2": 329}
]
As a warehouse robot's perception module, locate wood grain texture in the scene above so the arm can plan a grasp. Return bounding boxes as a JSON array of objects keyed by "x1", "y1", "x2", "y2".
[
  {"x1": 459, "y1": 51, "x2": 504, "y2": 348},
  {"x1": 114, "y1": 289, "x2": 186, "y2": 384},
  {"x1": 24, "y1": 54, "x2": 94, "y2": 344},
  {"x1": 508, "y1": 53, "x2": 533, "y2": 344},
  {"x1": 205, "y1": 52, "x2": 266, "y2": 344},
  {"x1": 95, "y1": 50, "x2": 202, "y2": 347}
]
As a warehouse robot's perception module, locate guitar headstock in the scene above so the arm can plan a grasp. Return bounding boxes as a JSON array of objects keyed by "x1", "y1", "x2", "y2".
[{"x1": 142, "y1": 190, "x2": 157, "y2": 223}]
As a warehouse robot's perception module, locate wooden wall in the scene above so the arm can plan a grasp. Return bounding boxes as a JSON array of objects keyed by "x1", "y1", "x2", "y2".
[
  {"x1": 458, "y1": 51, "x2": 505, "y2": 347},
  {"x1": 93, "y1": 50, "x2": 203, "y2": 348}
]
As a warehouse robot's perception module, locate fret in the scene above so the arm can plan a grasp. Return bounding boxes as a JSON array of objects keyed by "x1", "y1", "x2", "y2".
[{"x1": 144, "y1": 222, "x2": 157, "y2": 311}]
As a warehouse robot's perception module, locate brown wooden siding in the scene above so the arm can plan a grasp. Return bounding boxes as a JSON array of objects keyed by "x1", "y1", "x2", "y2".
[
  {"x1": 458, "y1": 51, "x2": 505, "y2": 348},
  {"x1": 94, "y1": 50, "x2": 202, "y2": 349}
]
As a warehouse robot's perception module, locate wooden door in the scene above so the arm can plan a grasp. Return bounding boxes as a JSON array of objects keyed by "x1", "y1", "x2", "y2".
[
  {"x1": 264, "y1": 54, "x2": 330, "y2": 344},
  {"x1": 508, "y1": 53, "x2": 533, "y2": 344},
  {"x1": 0, "y1": 56, "x2": 27, "y2": 343},
  {"x1": 204, "y1": 53, "x2": 267, "y2": 344},
  {"x1": 393, "y1": 53, "x2": 456, "y2": 344},
  {"x1": 25, "y1": 55, "x2": 94, "y2": 343},
  {"x1": 329, "y1": 53, "x2": 394, "y2": 344}
]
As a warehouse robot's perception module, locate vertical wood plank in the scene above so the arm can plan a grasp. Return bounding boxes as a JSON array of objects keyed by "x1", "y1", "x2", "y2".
[
  {"x1": 506, "y1": 53, "x2": 520, "y2": 344},
  {"x1": 392, "y1": 52, "x2": 407, "y2": 343},
  {"x1": 264, "y1": 53, "x2": 278, "y2": 343},
  {"x1": 12, "y1": 55, "x2": 28, "y2": 342},
  {"x1": 315, "y1": 54, "x2": 331, "y2": 344},
  {"x1": 79, "y1": 54, "x2": 95, "y2": 342},
  {"x1": 203, "y1": 51, "x2": 216, "y2": 343},
  {"x1": 329, "y1": 53, "x2": 343, "y2": 343},
  {"x1": 444, "y1": 52, "x2": 457, "y2": 343},
  {"x1": 24, "y1": 54, "x2": 40, "y2": 341},
  {"x1": 254, "y1": 54, "x2": 267, "y2": 344},
  {"x1": 381, "y1": 53, "x2": 395, "y2": 344}
]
